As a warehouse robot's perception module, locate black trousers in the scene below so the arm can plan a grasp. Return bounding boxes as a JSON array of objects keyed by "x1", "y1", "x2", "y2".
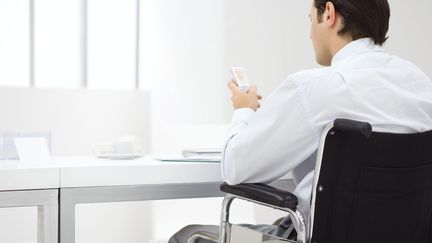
[{"x1": 168, "y1": 215, "x2": 297, "y2": 243}]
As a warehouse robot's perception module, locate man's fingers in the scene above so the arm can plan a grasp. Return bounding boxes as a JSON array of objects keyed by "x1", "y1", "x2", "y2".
[
  {"x1": 248, "y1": 85, "x2": 258, "y2": 96},
  {"x1": 227, "y1": 80, "x2": 240, "y2": 92}
]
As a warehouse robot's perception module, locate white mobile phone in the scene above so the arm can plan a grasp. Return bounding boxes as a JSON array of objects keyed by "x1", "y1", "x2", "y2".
[{"x1": 230, "y1": 67, "x2": 250, "y2": 92}]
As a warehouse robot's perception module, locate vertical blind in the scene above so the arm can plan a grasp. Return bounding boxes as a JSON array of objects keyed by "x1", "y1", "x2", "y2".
[{"x1": 0, "y1": 0, "x2": 139, "y2": 90}]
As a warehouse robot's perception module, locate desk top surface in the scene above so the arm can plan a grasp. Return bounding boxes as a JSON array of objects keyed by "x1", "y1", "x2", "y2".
[{"x1": 0, "y1": 157, "x2": 223, "y2": 191}]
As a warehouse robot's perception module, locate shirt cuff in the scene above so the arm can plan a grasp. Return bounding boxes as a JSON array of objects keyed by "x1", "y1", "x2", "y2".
[{"x1": 232, "y1": 108, "x2": 255, "y2": 125}]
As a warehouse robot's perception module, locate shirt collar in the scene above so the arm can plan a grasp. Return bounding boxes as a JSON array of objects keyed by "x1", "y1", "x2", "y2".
[{"x1": 331, "y1": 38, "x2": 384, "y2": 65}]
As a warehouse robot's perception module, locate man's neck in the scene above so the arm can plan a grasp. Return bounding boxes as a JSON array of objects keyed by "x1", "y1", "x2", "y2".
[{"x1": 329, "y1": 36, "x2": 353, "y2": 62}]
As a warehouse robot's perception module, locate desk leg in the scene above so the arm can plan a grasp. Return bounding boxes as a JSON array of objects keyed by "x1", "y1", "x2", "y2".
[
  {"x1": 59, "y1": 197, "x2": 76, "y2": 243},
  {"x1": 0, "y1": 189, "x2": 58, "y2": 243},
  {"x1": 37, "y1": 201, "x2": 59, "y2": 243}
]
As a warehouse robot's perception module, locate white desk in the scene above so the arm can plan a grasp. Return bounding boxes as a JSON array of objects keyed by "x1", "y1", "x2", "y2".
[
  {"x1": 56, "y1": 157, "x2": 226, "y2": 243},
  {"x1": 0, "y1": 156, "x2": 223, "y2": 189},
  {"x1": 56, "y1": 157, "x2": 223, "y2": 187},
  {"x1": 0, "y1": 162, "x2": 59, "y2": 191},
  {"x1": 0, "y1": 157, "x2": 294, "y2": 243},
  {"x1": 0, "y1": 162, "x2": 60, "y2": 243}
]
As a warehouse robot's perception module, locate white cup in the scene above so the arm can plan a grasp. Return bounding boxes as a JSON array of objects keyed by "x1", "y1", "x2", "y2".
[
  {"x1": 111, "y1": 136, "x2": 143, "y2": 156},
  {"x1": 112, "y1": 141, "x2": 134, "y2": 155}
]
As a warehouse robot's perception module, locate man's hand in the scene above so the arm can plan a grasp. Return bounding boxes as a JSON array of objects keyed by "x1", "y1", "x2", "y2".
[{"x1": 228, "y1": 80, "x2": 262, "y2": 111}]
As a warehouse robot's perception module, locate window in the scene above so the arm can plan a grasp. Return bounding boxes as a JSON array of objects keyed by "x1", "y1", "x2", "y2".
[
  {"x1": 0, "y1": 0, "x2": 30, "y2": 87},
  {"x1": 34, "y1": 0, "x2": 81, "y2": 88},
  {"x1": 0, "y1": 0, "x2": 139, "y2": 90},
  {"x1": 87, "y1": 0, "x2": 137, "y2": 90}
]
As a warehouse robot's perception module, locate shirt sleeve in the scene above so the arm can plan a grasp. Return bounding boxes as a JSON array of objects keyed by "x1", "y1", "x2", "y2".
[{"x1": 221, "y1": 78, "x2": 320, "y2": 185}]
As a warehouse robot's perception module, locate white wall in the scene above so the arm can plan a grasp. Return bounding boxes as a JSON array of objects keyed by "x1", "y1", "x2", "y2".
[
  {"x1": 0, "y1": 87, "x2": 151, "y2": 156},
  {"x1": 140, "y1": 0, "x2": 229, "y2": 155},
  {"x1": 385, "y1": 0, "x2": 432, "y2": 79},
  {"x1": 146, "y1": 0, "x2": 315, "y2": 154},
  {"x1": 76, "y1": 202, "x2": 153, "y2": 243},
  {"x1": 140, "y1": 0, "x2": 227, "y2": 125},
  {"x1": 0, "y1": 207, "x2": 37, "y2": 243},
  {"x1": 224, "y1": 0, "x2": 317, "y2": 97}
]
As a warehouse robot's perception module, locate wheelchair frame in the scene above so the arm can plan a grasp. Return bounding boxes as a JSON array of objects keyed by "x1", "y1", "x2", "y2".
[{"x1": 190, "y1": 119, "x2": 373, "y2": 243}]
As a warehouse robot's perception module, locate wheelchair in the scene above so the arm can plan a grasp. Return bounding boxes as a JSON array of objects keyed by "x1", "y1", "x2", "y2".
[{"x1": 189, "y1": 119, "x2": 432, "y2": 243}]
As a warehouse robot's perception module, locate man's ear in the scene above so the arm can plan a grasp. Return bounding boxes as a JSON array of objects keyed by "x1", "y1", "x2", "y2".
[{"x1": 324, "y1": 2, "x2": 337, "y2": 27}]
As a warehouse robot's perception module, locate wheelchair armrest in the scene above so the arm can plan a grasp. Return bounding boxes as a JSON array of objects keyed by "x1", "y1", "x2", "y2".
[
  {"x1": 220, "y1": 183, "x2": 298, "y2": 209},
  {"x1": 334, "y1": 119, "x2": 372, "y2": 138}
]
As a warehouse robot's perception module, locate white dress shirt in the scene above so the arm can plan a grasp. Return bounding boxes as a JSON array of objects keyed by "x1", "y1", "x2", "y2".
[{"x1": 222, "y1": 38, "x2": 432, "y2": 222}]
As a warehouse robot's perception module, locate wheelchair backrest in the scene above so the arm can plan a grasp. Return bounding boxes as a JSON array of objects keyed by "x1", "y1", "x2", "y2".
[{"x1": 311, "y1": 119, "x2": 432, "y2": 243}]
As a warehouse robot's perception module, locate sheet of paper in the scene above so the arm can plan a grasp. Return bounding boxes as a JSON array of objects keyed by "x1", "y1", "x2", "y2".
[
  {"x1": 152, "y1": 154, "x2": 221, "y2": 163},
  {"x1": 14, "y1": 137, "x2": 51, "y2": 163}
]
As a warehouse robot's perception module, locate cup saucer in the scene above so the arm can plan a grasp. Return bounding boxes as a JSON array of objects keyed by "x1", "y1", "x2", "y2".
[{"x1": 109, "y1": 153, "x2": 143, "y2": 160}]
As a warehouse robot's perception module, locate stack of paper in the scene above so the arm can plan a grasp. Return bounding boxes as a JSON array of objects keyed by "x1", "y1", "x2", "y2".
[
  {"x1": 154, "y1": 148, "x2": 222, "y2": 163},
  {"x1": 182, "y1": 148, "x2": 222, "y2": 157}
]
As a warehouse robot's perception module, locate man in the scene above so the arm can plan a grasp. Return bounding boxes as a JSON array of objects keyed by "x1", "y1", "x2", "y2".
[{"x1": 170, "y1": 0, "x2": 432, "y2": 241}]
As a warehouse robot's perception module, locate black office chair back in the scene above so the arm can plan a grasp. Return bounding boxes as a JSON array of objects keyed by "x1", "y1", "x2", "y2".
[{"x1": 311, "y1": 119, "x2": 432, "y2": 243}]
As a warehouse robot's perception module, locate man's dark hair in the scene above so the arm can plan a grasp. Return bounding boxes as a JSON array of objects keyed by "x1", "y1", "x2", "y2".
[{"x1": 314, "y1": 0, "x2": 390, "y2": 46}]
